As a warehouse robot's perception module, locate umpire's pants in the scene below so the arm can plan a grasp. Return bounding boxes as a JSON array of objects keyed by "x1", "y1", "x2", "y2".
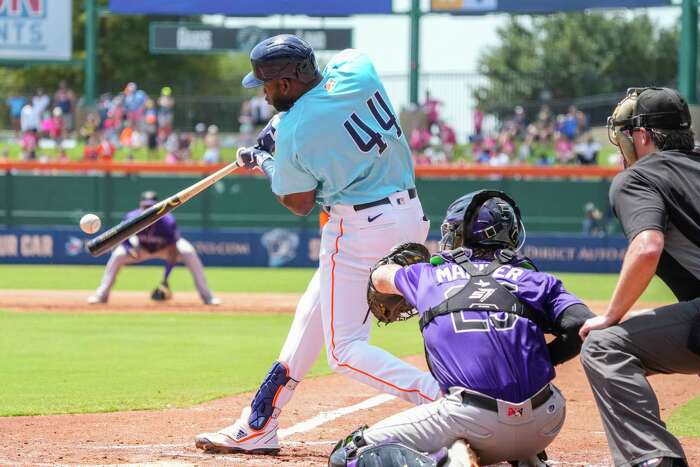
[{"x1": 580, "y1": 300, "x2": 700, "y2": 467}]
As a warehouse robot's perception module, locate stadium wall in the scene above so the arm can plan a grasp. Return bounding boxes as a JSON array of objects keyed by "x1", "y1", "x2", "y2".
[
  {"x1": 0, "y1": 173, "x2": 615, "y2": 234},
  {"x1": 0, "y1": 226, "x2": 626, "y2": 273}
]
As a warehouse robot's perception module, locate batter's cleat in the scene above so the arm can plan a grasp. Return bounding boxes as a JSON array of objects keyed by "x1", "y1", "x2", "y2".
[
  {"x1": 203, "y1": 297, "x2": 222, "y2": 306},
  {"x1": 87, "y1": 295, "x2": 107, "y2": 304},
  {"x1": 195, "y1": 407, "x2": 280, "y2": 455}
]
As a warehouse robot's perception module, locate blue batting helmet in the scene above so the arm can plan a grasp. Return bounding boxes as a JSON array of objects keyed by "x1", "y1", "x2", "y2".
[
  {"x1": 242, "y1": 35, "x2": 319, "y2": 88},
  {"x1": 439, "y1": 190, "x2": 525, "y2": 251}
]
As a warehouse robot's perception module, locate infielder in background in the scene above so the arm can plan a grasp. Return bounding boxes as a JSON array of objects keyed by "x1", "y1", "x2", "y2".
[
  {"x1": 579, "y1": 87, "x2": 700, "y2": 467},
  {"x1": 88, "y1": 191, "x2": 221, "y2": 305},
  {"x1": 329, "y1": 190, "x2": 594, "y2": 467},
  {"x1": 195, "y1": 35, "x2": 440, "y2": 454}
]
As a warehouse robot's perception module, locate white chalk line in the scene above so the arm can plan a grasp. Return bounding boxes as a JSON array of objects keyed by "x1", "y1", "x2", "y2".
[{"x1": 278, "y1": 393, "x2": 396, "y2": 439}]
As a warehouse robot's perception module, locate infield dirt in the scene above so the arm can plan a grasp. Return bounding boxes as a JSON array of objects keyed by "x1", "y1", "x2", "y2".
[{"x1": 0, "y1": 290, "x2": 697, "y2": 466}]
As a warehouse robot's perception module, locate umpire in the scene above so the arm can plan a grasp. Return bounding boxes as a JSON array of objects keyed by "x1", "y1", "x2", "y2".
[{"x1": 579, "y1": 87, "x2": 700, "y2": 467}]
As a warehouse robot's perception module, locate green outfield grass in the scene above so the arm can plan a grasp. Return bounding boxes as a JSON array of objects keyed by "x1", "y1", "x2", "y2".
[
  {"x1": 0, "y1": 264, "x2": 695, "y2": 438},
  {"x1": 0, "y1": 311, "x2": 423, "y2": 416},
  {"x1": 668, "y1": 396, "x2": 700, "y2": 437},
  {"x1": 0, "y1": 264, "x2": 676, "y2": 302}
]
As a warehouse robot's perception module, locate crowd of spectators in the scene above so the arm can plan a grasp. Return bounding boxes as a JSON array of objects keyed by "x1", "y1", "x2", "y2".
[
  {"x1": 8, "y1": 81, "x2": 77, "y2": 160},
  {"x1": 82, "y1": 83, "x2": 185, "y2": 163},
  {"x1": 469, "y1": 104, "x2": 602, "y2": 167},
  {"x1": 6, "y1": 81, "x2": 276, "y2": 166},
  {"x1": 6, "y1": 82, "x2": 607, "y2": 168},
  {"x1": 408, "y1": 91, "x2": 458, "y2": 165},
  {"x1": 403, "y1": 90, "x2": 606, "y2": 167}
]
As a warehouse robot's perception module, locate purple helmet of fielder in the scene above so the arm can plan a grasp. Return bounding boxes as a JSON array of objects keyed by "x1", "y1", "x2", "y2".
[
  {"x1": 242, "y1": 34, "x2": 319, "y2": 88},
  {"x1": 140, "y1": 190, "x2": 159, "y2": 209},
  {"x1": 439, "y1": 190, "x2": 525, "y2": 251}
]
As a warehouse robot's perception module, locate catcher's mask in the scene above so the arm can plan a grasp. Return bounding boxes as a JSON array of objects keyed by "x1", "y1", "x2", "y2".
[
  {"x1": 439, "y1": 190, "x2": 525, "y2": 252},
  {"x1": 607, "y1": 87, "x2": 691, "y2": 167}
]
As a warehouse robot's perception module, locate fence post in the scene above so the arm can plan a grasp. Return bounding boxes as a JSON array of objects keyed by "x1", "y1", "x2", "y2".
[
  {"x1": 103, "y1": 172, "x2": 113, "y2": 225},
  {"x1": 202, "y1": 172, "x2": 211, "y2": 229},
  {"x1": 4, "y1": 170, "x2": 12, "y2": 227}
]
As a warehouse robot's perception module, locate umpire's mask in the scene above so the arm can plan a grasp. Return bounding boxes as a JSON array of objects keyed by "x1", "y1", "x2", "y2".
[
  {"x1": 607, "y1": 87, "x2": 692, "y2": 168},
  {"x1": 439, "y1": 190, "x2": 525, "y2": 252}
]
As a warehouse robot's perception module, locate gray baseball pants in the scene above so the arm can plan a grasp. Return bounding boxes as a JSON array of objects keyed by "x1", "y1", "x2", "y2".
[
  {"x1": 93, "y1": 238, "x2": 215, "y2": 303},
  {"x1": 363, "y1": 384, "x2": 566, "y2": 466},
  {"x1": 580, "y1": 299, "x2": 700, "y2": 467}
]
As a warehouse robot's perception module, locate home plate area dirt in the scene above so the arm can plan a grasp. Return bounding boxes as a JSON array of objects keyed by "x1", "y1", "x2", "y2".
[{"x1": 0, "y1": 291, "x2": 698, "y2": 466}]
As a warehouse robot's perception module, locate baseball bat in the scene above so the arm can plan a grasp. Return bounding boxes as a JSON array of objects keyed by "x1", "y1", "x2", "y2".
[{"x1": 87, "y1": 160, "x2": 242, "y2": 257}]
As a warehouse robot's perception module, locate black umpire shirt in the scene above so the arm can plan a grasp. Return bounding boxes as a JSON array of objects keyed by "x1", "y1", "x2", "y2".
[{"x1": 610, "y1": 149, "x2": 700, "y2": 301}]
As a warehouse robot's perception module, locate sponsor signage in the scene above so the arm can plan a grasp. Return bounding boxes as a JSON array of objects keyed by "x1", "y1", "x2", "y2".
[
  {"x1": 150, "y1": 24, "x2": 352, "y2": 54},
  {"x1": 0, "y1": 0, "x2": 72, "y2": 61},
  {"x1": 430, "y1": 0, "x2": 670, "y2": 14},
  {"x1": 0, "y1": 228, "x2": 627, "y2": 273},
  {"x1": 110, "y1": 0, "x2": 391, "y2": 16}
]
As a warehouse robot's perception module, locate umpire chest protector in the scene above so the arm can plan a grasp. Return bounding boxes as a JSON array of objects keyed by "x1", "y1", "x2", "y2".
[{"x1": 419, "y1": 250, "x2": 542, "y2": 332}]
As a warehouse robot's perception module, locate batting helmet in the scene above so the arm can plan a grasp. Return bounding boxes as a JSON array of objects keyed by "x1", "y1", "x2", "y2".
[
  {"x1": 439, "y1": 190, "x2": 525, "y2": 251},
  {"x1": 140, "y1": 190, "x2": 158, "y2": 209},
  {"x1": 242, "y1": 34, "x2": 319, "y2": 88}
]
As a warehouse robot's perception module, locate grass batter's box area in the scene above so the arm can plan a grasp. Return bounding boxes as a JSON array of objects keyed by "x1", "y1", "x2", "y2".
[{"x1": 0, "y1": 265, "x2": 697, "y2": 466}]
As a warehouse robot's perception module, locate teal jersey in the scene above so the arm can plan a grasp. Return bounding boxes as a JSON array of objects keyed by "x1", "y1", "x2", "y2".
[{"x1": 271, "y1": 49, "x2": 415, "y2": 206}]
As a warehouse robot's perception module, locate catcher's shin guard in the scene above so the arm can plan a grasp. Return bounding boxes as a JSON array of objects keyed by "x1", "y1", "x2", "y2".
[{"x1": 249, "y1": 361, "x2": 298, "y2": 430}]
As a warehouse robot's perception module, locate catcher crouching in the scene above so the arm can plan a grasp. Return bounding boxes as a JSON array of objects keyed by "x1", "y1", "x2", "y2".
[{"x1": 330, "y1": 190, "x2": 596, "y2": 467}]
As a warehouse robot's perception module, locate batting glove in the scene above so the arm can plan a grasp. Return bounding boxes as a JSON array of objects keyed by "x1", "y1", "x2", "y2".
[
  {"x1": 236, "y1": 146, "x2": 273, "y2": 169},
  {"x1": 256, "y1": 113, "x2": 283, "y2": 153}
]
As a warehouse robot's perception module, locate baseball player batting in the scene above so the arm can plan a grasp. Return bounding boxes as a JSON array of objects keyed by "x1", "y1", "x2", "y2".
[
  {"x1": 195, "y1": 35, "x2": 440, "y2": 454},
  {"x1": 329, "y1": 190, "x2": 595, "y2": 467},
  {"x1": 88, "y1": 191, "x2": 221, "y2": 305}
]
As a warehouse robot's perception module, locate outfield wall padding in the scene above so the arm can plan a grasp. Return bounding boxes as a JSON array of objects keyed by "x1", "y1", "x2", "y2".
[{"x1": 0, "y1": 173, "x2": 615, "y2": 234}]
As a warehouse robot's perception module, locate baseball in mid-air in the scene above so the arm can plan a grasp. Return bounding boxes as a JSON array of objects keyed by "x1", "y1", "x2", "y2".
[{"x1": 80, "y1": 213, "x2": 102, "y2": 234}]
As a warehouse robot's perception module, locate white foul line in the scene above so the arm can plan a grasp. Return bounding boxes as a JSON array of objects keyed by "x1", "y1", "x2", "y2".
[{"x1": 278, "y1": 393, "x2": 396, "y2": 439}]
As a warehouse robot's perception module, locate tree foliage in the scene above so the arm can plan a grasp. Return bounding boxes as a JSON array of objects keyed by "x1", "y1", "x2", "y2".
[{"x1": 475, "y1": 12, "x2": 679, "y2": 111}]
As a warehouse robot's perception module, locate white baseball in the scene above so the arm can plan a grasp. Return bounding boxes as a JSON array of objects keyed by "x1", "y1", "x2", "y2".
[{"x1": 80, "y1": 213, "x2": 102, "y2": 234}]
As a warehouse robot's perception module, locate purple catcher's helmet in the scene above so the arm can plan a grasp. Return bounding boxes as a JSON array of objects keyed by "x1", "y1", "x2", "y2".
[
  {"x1": 439, "y1": 190, "x2": 525, "y2": 251},
  {"x1": 242, "y1": 34, "x2": 319, "y2": 88}
]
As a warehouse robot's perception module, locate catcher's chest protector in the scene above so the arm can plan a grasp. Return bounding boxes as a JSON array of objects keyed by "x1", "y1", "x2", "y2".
[{"x1": 418, "y1": 259, "x2": 542, "y2": 332}]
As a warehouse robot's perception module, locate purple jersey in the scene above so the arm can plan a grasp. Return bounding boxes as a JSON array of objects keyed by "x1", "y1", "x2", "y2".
[
  {"x1": 394, "y1": 260, "x2": 581, "y2": 403},
  {"x1": 122, "y1": 209, "x2": 179, "y2": 253}
]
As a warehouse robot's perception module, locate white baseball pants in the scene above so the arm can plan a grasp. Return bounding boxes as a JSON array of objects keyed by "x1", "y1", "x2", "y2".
[{"x1": 275, "y1": 191, "x2": 441, "y2": 409}]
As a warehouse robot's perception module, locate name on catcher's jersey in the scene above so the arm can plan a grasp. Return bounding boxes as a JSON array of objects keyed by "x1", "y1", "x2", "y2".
[
  {"x1": 271, "y1": 49, "x2": 415, "y2": 206},
  {"x1": 394, "y1": 261, "x2": 582, "y2": 403}
]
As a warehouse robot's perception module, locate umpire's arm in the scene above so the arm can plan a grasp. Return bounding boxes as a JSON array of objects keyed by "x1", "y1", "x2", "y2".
[
  {"x1": 548, "y1": 303, "x2": 595, "y2": 366},
  {"x1": 579, "y1": 229, "x2": 664, "y2": 338}
]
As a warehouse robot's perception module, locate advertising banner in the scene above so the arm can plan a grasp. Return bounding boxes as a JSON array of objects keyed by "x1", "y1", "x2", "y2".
[
  {"x1": 150, "y1": 24, "x2": 352, "y2": 54},
  {"x1": 0, "y1": 227, "x2": 627, "y2": 273},
  {"x1": 0, "y1": 0, "x2": 72, "y2": 61},
  {"x1": 110, "y1": 0, "x2": 392, "y2": 16},
  {"x1": 430, "y1": 0, "x2": 670, "y2": 14}
]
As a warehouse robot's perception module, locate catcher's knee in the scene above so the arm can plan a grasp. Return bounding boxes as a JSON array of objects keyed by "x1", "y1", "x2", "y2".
[{"x1": 329, "y1": 426, "x2": 447, "y2": 467}]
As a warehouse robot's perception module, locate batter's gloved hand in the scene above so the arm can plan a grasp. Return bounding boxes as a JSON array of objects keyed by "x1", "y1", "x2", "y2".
[
  {"x1": 256, "y1": 113, "x2": 283, "y2": 153},
  {"x1": 367, "y1": 242, "x2": 431, "y2": 324},
  {"x1": 151, "y1": 281, "x2": 173, "y2": 301},
  {"x1": 236, "y1": 146, "x2": 273, "y2": 169}
]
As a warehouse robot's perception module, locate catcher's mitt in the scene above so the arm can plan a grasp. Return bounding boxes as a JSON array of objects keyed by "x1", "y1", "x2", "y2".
[
  {"x1": 367, "y1": 242, "x2": 431, "y2": 324},
  {"x1": 151, "y1": 281, "x2": 173, "y2": 301}
]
